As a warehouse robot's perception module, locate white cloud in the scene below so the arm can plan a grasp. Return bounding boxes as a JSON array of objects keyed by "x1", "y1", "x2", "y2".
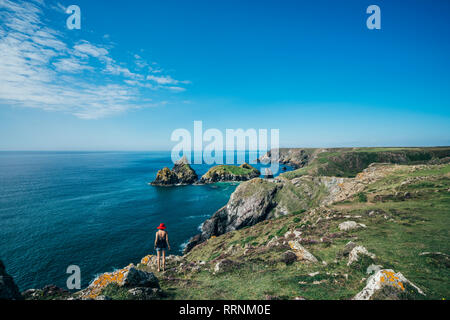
[
  {"x1": 165, "y1": 86, "x2": 186, "y2": 92},
  {"x1": 73, "y1": 41, "x2": 108, "y2": 58},
  {"x1": 53, "y1": 57, "x2": 92, "y2": 73},
  {"x1": 0, "y1": 0, "x2": 190, "y2": 119},
  {"x1": 146, "y1": 74, "x2": 190, "y2": 85}
]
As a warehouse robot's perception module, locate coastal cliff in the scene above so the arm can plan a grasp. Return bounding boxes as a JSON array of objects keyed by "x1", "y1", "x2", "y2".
[
  {"x1": 10, "y1": 147, "x2": 450, "y2": 300},
  {"x1": 184, "y1": 147, "x2": 450, "y2": 253}
]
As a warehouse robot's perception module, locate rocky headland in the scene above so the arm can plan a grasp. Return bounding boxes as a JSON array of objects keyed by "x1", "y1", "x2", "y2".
[{"x1": 4, "y1": 147, "x2": 450, "y2": 300}]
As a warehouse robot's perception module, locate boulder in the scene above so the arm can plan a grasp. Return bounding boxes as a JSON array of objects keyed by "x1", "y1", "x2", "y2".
[
  {"x1": 80, "y1": 264, "x2": 159, "y2": 299},
  {"x1": 213, "y1": 259, "x2": 240, "y2": 274},
  {"x1": 419, "y1": 252, "x2": 450, "y2": 268},
  {"x1": 366, "y1": 264, "x2": 383, "y2": 275},
  {"x1": 0, "y1": 260, "x2": 22, "y2": 300},
  {"x1": 341, "y1": 241, "x2": 357, "y2": 256},
  {"x1": 288, "y1": 240, "x2": 318, "y2": 263},
  {"x1": 127, "y1": 287, "x2": 162, "y2": 300},
  {"x1": 338, "y1": 221, "x2": 366, "y2": 231},
  {"x1": 122, "y1": 267, "x2": 159, "y2": 288},
  {"x1": 284, "y1": 230, "x2": 302, "y2": 240},
  {"x1": 353, "y1": 269, "x2": 425, "y2": 300},
  {"x1": 281, "y1": 251, "x2": 297, "y2": 265},
  {"x1": 347, "y1": 246, "x2": 376, "y2": 266}
]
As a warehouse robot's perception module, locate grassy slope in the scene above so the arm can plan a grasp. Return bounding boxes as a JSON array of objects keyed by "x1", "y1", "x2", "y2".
[
  {"x1": 150, "y1": 163, "x2": 450, "y2": 300},
  {"x1": 282, "y1": 147, "x2": 450, "y2": 179}
]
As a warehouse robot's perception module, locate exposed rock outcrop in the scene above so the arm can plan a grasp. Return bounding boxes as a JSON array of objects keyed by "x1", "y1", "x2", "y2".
[
  {"x1": 0, "y1": 260, "x2": 22, "y2": 300},
  {"x1": 22, "y1": 285, "x2": 70, "y2": 300},
  {"x1": 77, "y1": 263, "x2": 159, "y2": 299},
  {"x1": 288, "y1": 240, "x2": 318, "y2": 263},
  {"x1": 338, "y1": 221, "x2": 367, "y2": 232},
  {"x1": 347, "y1": 246, "x2": 376, "y2": 266},
  {"x1": 184, "y1": 163, "x2": 400, "y2": 253},
  {"x1": 259, "y1": 148, "x2": 317, "y2": 168},
  {"x1": 151, "y1": 156, "x2": 198, "y2": 186},
  {"x1": 184, "y1": 178, "x2": 280, "y2": 253},
  {"x1": 353, "y1": 269, "x2": 425, "y2": 300},
  {"x1": 199, "y1": 163, "x2": 260, "y2": 184}
]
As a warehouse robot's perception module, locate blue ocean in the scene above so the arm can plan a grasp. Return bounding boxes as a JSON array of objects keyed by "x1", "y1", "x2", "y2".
[{"x1": 0, "y1": 151, "x2": 289, "y2": 291}]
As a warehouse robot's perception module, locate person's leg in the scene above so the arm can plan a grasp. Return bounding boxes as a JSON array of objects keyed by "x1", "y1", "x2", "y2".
[
  {"x1": 162, "y1": 249, "x2": 166, "y2": 271},
  {"x1": 156, "y1": 249, "x2": 161, "y2": 272}
]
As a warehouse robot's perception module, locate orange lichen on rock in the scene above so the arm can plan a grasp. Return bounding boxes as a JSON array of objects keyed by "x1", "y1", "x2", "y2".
[
  {"x1": 140, "y1": 255, "x2": 153, "y2": 265},
  {"x1": 356, "y1": 172, "x2": 364, "y2": 180},
  {"x1": 380, "y1": 270, "x2": 405, "y2": 291},
  {"x1": 82, "y1": 264, "x2": 134, "y2": 299}
]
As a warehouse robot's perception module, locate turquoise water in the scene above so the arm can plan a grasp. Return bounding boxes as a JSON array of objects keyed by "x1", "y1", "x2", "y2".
[{"x1": 0, "y1": 151, "x2": 289, "y2": 291}]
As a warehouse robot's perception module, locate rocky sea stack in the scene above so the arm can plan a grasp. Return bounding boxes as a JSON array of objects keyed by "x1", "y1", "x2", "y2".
[
  {"x1": 199, "y1": 163, "x2": 260, "y2": 184},
  {"x1": 151, "y1": 156, "x2": 198, "y2": 186}
]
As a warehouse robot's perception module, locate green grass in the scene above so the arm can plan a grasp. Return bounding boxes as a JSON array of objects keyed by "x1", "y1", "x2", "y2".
[
  {"x1": 101, "y1": 283, "x2": 132, "y2": 300},
  {"x1": 356, "y1": 192, "x2": 368, "y2": 203},
  {"x1": 204, "y1": 164, "x2": 258, "y2": 177},
  {"x1": 157, "y1": 163, "x2": 450, "y2": 300},
  {"x1": 281, "y1": 148, "x2": 450, "y2": 179}
]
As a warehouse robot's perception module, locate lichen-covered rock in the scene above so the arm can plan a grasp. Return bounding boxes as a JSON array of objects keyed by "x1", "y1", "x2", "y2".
[
  {"x1": 0, "y1": 260, "x2": 22, "y2": 300},
  {"x1": 213, "y1": 259, "x2": 240, "y2": 274},
  {"x1": 78, "y1": 264, "x2": 159, "y2": 299},
  {"x1": 353, "y1": 269, "x2": 425, "y2": 300},
  {"x1": 122, "y1": 267, "x2": 159, "y2": 288},
  {"x1": 288, "y1": 240, "x2": 318, "y2": 263},
  {"x1": 338, "y1": 221, "x2": 366, "y2": 231},
  {"x1": 347, "y1": 246, "x2": 376, "y2": 266},
  {"x1": 199, "y1": 163, "x2": 260, "y2": 184}
]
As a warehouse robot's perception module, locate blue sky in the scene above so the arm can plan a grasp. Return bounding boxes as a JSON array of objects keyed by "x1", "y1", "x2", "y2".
[{"x1": 0, "y1": 0, "x2": 449, "y2": 150}]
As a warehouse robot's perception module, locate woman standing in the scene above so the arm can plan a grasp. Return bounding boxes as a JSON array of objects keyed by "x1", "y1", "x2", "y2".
[{"x1": 154, "y1": 223, "x2": 171, "y2": 272}]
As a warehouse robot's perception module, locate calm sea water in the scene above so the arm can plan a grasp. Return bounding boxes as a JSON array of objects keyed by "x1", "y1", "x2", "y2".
[{"x1": 0, "y1": 151, "x2": 290, "y2": 291}]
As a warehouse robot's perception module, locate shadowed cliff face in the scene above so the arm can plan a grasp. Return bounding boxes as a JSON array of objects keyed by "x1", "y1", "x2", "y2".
[{"x1": 0, "y1": 260, "x2": 22, "y2": 300}]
